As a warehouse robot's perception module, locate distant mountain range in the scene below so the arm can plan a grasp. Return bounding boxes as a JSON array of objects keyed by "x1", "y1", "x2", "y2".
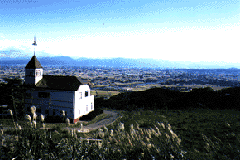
[
  {"x1": 1, "y1": 56, "x2": 239, "y2": 69},
  {"x1": 228, "y1": 67, "x2": 239, "y2": 70},
  {"x1": 0, "y1": 49, "x2": 239, "y2": 69},
  {"x1": 0, "y1": 56, "x2": 165, "y2": 68}
]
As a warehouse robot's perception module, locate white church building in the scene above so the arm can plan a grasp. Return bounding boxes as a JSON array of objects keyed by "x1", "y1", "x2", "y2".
[{"x1": 24, "y1": 55, "x2": 94, "y2": 123}]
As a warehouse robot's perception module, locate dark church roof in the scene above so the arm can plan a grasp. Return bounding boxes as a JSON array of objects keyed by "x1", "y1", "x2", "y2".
[
  {"x1": 25, "y1": 56, "x2": 43, "y2": 69},
  {"x1": 34, "y1": 75, "x2": 90, "y2": 91}
]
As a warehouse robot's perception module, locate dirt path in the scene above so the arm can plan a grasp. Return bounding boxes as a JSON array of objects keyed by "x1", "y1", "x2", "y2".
[
  {"x1": 84, "y1": 110, "x2": 120, "y2": 131},
  {"x1": 63, "y1": 110, "x2": 122, "y2": 132}
]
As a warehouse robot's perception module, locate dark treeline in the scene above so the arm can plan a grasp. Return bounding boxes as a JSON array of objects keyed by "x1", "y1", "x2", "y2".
[{"x1": 96, "y1": 87, "x2": 240, "y2": 112}]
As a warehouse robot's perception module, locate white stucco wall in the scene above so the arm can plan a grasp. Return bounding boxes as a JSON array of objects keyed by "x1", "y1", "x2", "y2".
[{"x1": 74, "y1": 85, "x2": 94, "y2": 119}]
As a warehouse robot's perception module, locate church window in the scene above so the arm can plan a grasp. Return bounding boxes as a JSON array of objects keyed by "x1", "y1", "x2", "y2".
[
  {"x1": 91, "y1": 102, "x2": 93, "y2": 110},
  {"x1": 79, "y1": 92, "x2": 82, "y2": 99},
  {"x1": 85, "y1": 91, "x2": 88, "y2": 97},
  {"x1": 45, "y1": 109, "x2": 49, "y2": 115},
  {"x1": 36, "y1": 71, "x2": 41, "y2": 76},
  {"x1": 86, "y1": 105, "x2": 88, "y2": 112},
  {"x1": 38, "y1": 92, "x2": 50, "y2": 98},
  {"x1": 79, "y1": 110, "x2": 80, "y2": 114}
]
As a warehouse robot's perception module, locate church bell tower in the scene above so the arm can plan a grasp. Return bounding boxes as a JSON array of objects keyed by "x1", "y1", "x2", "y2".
[{"x1": 25, "y1": 53, "x2": 43, "y2": 85}]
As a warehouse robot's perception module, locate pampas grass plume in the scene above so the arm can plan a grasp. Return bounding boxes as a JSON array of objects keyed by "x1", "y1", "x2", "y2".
[
  {"x1": 25, "y1": 114, "x2": 31, "y2": 122},
  {"x1": 33, "y1": 113, "x2": 37, "y2": 121},
  {"x1": 32, "y1": 120, "x2": 36, "y2": 128},
  {"x1": 31, "y1": 106, "x2": 36, "y2": 115},
  {"x1": 66, "y1": 118, "x2": 70, "y2": 126},
  {"x1": 61, "y1": 110, "x2": 65, "y2": 117},
  {"x1": 8, "y1": 109, "x2": 12, "y2": 116},
  {"x1": 110, "y1": 129, "x2": 114, "y2": 137},
  {"x1": 41, "y1": 114, "x2": 45, "y2": 122}
]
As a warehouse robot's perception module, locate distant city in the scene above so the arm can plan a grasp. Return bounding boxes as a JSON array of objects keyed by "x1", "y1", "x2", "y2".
[
  {"x1": 1, "y1": 62, "x2": 239, "y2": 97},
  {"x1": 1, "y1": 51, "x2": 240, "y2": 96}
]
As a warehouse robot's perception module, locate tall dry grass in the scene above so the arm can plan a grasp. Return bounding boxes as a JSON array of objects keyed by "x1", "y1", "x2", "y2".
[{"x1": 1, "y1": 108, "x2": 240, "y2": 159}]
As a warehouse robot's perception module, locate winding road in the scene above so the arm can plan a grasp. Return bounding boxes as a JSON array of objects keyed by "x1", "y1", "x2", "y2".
[{"x1": 63, "y1": 110, "x2": 122, "y2": 132}]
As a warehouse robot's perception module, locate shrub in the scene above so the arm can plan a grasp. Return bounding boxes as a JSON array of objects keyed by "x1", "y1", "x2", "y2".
[{"x1": 79, "y1": 108, "x2": 103, "y2": 121}]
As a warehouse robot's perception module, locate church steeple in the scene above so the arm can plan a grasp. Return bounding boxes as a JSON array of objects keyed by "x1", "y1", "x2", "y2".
[
  {"x1": 25, "y1": 55, "x2": 43, "y2": 85},
  {"x1": 25, "y1": 55, "x2": 43, "y2": 69},
  {"x1": 25, "y1": 36, "x2": 43, "y2": 85}
]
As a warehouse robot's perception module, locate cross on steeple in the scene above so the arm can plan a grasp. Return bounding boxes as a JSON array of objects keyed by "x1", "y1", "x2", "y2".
[{"x1": 32, "y1": 35, "x2": 37, "y2": 56}]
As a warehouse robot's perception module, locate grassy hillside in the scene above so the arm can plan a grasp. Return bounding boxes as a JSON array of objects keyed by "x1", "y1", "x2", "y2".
[
  {"x1": 1, "y1": 85, "x2": 240, "y2": 158},
  {"x1": 1, "y1": 108, "x2": 240, "y2": 159}
]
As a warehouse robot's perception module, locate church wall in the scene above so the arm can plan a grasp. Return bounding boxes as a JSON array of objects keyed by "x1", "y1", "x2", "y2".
[
  {"x1": 73, "y1": 85, "x2": 94, "y2": 122},
  {"x1": 50, "y1": 90, "x2": 74, "y2": 102},
  {"x1": 25, "y1": 89, "x2": 74, "y2": 119},
  {"x1": 35, "y1": 69, "x2": 43, "y2": 84}
]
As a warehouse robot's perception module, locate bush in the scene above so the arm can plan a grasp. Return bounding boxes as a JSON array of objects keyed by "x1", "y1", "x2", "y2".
[
  {"x1": 52, "y1": 124, "x2": 62, "y2": 131},
  {"x1": 79, "y1": 108, "x2": 103, "y2": 121},
  {"x1": 0, "y1": 115, "x2": 12, "y2": 119}
]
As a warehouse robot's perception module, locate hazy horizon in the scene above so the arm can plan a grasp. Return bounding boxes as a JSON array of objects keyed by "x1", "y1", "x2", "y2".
[{"x1": 0, "y1": 53, "x2": 239, "y2": 69}]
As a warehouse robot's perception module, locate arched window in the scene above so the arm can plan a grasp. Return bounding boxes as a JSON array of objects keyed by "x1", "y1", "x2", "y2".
[
  {"x1": 36, "y1": 71, "x2": 41, "y2": 76},
  {"x1": 85, "y1": 91, "x2": 88, "y2": 97}
]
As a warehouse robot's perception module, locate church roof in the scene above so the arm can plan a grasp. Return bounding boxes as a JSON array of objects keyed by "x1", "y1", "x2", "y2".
[
  {"x1": 25, "y1": 56, "x2": 43, "y2": 69},
  {"x1": 35, "y1": 75, "x2": 90, "y2": 91}
]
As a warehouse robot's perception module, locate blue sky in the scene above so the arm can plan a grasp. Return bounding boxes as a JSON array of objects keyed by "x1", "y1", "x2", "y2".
[{"x1": 0, "y1": 0, "x2": 239, "y2": 64}]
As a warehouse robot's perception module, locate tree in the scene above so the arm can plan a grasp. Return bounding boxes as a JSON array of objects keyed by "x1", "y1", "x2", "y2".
[{"x1": 4, "y1": 78, "x2": 27, "y2": 120}]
